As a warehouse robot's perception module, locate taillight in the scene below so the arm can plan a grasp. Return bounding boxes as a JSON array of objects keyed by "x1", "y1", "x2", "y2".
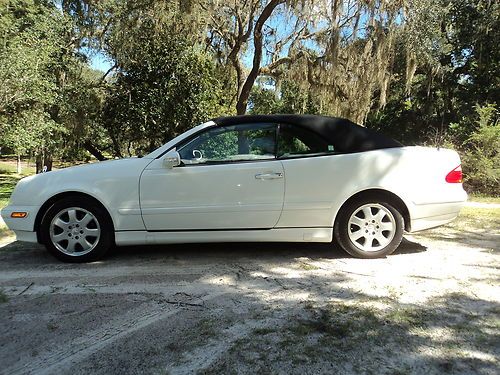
[{"x1": 446, "y1": 165, "x2": 462, "y2": 183}]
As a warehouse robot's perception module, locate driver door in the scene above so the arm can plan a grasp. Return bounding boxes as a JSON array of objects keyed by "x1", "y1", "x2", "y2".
[{"x1": 139, "y1": 123, "x2": 285, "y2": 231}]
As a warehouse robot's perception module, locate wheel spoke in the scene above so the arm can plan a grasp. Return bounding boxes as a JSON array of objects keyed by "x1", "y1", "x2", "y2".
[
  {"x1": 380, "y1": 222, "x2": 394, "y2": 231},
  {"x1": 66, "y1": 238, "x2": 78, "y2": 253},
  {"x1": 375, "y1": 209, "x2": 387, "y2": 221},
  {"x1": 366, "y1": 238, "x2": 376, "y2": 250},
  {"x1": 375, "y1": 232, "x2": 388, "y2": 245},
  {"x1": 67, "y1": 209, "x2": 78, "y2": 223},
  {"x1": 52, "y1": 232, "x2": 66, "y2": 242},
  {"x1": 79, "y1": 238, "x2": 93, "y2": 251},
  {"x1": 351, "y1": 230, "x2": 365, "y2": 241},
  {"x1": 79, "y1": 213, "x2": 93, "y2": 227},
  {"x1": 362, "y1": 207, "x2": 373, "y2": 220},
  {"x1": 350, "y1": 216, "x2": 365, "y2": 228},
  {"x1": 53, "y1": 217, "x2": 68, "y2": 229}
]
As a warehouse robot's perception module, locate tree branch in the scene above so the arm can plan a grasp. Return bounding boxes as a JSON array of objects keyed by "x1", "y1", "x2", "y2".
[
  {"x1": 100, "y1": 63, "x2": 117, "y2": 83},
  {"x1": 83, "y1": 141, "x2": 107, "y2": 161},
  {"x1": 236, "y1": 0, "x2": 286, "y2": 114}
]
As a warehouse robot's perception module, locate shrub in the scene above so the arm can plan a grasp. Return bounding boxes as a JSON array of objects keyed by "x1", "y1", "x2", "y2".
[{"x1": 460, "y1": 104, "x2": 499, "y2": 196}]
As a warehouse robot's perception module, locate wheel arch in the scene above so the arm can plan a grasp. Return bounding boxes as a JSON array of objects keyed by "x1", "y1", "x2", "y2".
[
  {"x1": 334, "y1": 189, "x2": 411, "y2": 232},
  {"x1": 35, "y1": 191, "x2": 115, "y2": 243}
]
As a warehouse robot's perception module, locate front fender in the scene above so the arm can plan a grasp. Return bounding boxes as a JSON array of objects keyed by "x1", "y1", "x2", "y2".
[{"x1": 7, "y1": 158, "x2": 152, "y2": 232}]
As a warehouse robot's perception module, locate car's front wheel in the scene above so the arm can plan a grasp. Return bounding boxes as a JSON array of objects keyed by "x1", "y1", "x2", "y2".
[
  {"x1": 40, "y1": 196, "x2": 113, "y2": 262},
  {"x1": 334, "y1": 198, "x2": 404, "y2": 259}
]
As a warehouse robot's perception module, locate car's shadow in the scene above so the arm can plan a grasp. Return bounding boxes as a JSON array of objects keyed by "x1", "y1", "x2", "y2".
[
  {"x1": 0, "y1": 236, "x2": 427, "y2": 266},
  {"x1": 107, "y1": 236, "x2": 427, "y2": 262}
]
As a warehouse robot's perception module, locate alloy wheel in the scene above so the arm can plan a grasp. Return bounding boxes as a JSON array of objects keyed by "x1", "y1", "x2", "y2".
[
  {"x1": 347, "y1": 203, "x2": 396, "y2": 252},
  {"x1": 49, "y1": 207, "x2": 101, "y2": 256}
]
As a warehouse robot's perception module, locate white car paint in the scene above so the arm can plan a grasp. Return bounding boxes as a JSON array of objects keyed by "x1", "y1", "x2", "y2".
[
  {"x1": 140, "y1": 159, "x2": 285, "y2": 230},
  {"x1": 1, "y1": 121, "x2": 467, "y2": 247}
]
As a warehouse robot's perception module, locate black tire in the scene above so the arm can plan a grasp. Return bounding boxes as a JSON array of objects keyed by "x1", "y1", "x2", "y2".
[
  {"x1": 40, "y1": 196, "x2": 114, "y2": 262},
  {"x1": 334, "y1": 197, "x2": 404, "y2": 259}
]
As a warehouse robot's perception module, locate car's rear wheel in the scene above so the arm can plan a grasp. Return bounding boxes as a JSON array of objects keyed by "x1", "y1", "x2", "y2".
[
  {"x1": 334, "y1": 198, "x2": 404, "y2": 259},
  {"x1": 40, "y1": 196, "x2": 113, "y2": 262}
]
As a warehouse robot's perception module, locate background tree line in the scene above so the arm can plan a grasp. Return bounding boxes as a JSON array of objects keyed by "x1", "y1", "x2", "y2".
[{"x1": 0, "y1": 0, "x2": 498, "y2": 194}]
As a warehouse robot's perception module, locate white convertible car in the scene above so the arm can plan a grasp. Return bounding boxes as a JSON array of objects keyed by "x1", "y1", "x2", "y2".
[{"x1": 1, "y1": 115, "x2": 467, "y2": 262}]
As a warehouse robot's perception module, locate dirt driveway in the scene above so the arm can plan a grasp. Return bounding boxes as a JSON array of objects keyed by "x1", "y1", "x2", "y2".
[{"x1": 0, "y1": 222, "x2": 498, "y2": 375}]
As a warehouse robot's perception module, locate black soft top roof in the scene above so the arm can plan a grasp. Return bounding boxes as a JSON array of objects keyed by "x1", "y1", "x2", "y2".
[{"x1": 212, "y1": 114, "x2": 402, "y2": 153}]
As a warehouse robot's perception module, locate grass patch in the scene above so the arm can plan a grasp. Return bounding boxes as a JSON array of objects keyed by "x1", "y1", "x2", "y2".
[
  {"x1": 448, "y1": 206, "x2": 500, "y2": 232},
  {"x1": 297, "y1": 261, "x2": 319, "y2": 271},
  {"x1": 0, "y1": 161, "x2": 35, "y2": 209},
  {"x1": 252, "y1": 327, "x2": 276, "y2": 335},
  {"x1": 469, "y1": 195, "x2": 500, "y2": 204},
  {"x1": 0, "y1": 290, "x2": 8, "y2": 303},
  {"x1": 386, "y1": 307, "x2": 437, "y2": 328},
  {"x1": 47, "y1": 322, "x2": 59, "y2": 331},
  {"x1": 0, "y1": 173, "x2": 20, "y2": 208},
  {"x1": 0, "y1": 225, "x2": 14, "y2": 240},
  {"x1": 0, "y1": 160, "x2": 36, "y2": 175}
]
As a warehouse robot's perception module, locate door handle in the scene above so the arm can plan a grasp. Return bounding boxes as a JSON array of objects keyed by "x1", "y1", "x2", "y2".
[{"x1": 255, "y1": 172, "x2": 283, "y2": 180}]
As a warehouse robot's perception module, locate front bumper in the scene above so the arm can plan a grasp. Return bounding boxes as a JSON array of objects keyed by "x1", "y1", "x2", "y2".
[
  {"x1": 1, "y1": 205, "x2": 40, "y2": 242},
  {"x1": 10, "y1": 230, "x2": 38, "y2": 242}
]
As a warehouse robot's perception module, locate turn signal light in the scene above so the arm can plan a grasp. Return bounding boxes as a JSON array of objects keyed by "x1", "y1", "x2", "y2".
[
  {"x1": 11, "y1": 212, "x2": 27, "y2": 218},
  {"x1": 445, "y1": 165, "x2": 463, "y2": 183}
]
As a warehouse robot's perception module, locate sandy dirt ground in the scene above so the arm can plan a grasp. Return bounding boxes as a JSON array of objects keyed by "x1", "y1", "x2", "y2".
[{"x1": 0, "y1": 222, "x2": 498, "y2": 375}]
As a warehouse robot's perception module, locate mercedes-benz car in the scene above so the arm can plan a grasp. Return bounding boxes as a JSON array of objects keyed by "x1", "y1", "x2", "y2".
[{"x1": 1, "y1": 115, "x2": 467, "y2": 262}]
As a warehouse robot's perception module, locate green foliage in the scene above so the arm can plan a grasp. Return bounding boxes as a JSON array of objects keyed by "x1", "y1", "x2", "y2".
[
  {"x1": 102, "y1": 18, "x2": 227, "y2": 156},
  {"x1": 368, "y1": 0, "x2": 499, "y2": 147},
  {"x1": 461, "y1": 105, "x2": 499, "y2": 195},
  {"x1": 0, "y1": 0, "x2": 497, "y2": 196},
  {"x1": 249, "y1": 85, "x2": 280, "y2": 115},
  {"x1": 200, "y1": 132, "x2": 239, "y2": 160},
  {"x1": 0, "y1": 0, "x2": 66, "y2": 154},
  {"x1": 0, "y1": 0, "x2": 105, "y2": 164},
  {"x1": 0, "y1": 160, "x2": 33, "y2": 208},
  {"x1": 250, "y1": 81, "x2": 319, "y2": 115},
  {"x1": 0, "y1": 289, "x2": 8, "y2": 303}
]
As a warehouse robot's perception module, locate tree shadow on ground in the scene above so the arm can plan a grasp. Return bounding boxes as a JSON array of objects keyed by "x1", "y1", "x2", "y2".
[
  {"x1": 0, "y1": 234, "x2": 497, "y2": 374},
  {"x1": 187, "y1": 292, "x2": 500, "y2": 375}
]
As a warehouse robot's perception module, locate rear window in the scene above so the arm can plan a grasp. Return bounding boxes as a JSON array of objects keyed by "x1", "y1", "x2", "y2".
[{"x1": 277, "y1": 123, "x2": 335, "y2": 158}]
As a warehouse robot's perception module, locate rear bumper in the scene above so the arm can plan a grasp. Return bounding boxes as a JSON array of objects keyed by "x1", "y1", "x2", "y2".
[{"x1": 409, "y1": 199, "x2": 466, "y2": 232}]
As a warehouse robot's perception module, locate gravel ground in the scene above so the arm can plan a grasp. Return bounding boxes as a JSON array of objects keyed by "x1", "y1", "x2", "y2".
[{"x1": 0, "y1": 219, "x2": 498, "y2": 375}]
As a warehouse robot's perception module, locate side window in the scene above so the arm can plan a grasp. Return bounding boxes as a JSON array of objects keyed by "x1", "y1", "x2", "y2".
[
  {"x1": 178, "y1": 123, "x2": 277, "y2": 164},
  {"x1": 277, "y1": 123, "x2": 335, "y2": 158}
]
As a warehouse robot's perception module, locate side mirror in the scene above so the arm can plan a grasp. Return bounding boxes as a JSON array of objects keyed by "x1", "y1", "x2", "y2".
[{"x1": 163, "y1": 150, "x2": 181, "y2": 169}]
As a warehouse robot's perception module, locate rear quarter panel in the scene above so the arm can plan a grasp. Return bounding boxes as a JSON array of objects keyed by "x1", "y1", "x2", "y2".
[{"x1": 277, "y1": 146, "x2": 467, "y2": 228}]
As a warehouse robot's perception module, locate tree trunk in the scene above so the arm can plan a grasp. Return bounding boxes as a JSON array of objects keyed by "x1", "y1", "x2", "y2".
[
  {"x1": 43, "y1": 153, "x2": 53, "y2": 172},
  {"x1": 16, "y1": 154, "x2": 22, "y2": 174},
  {"x1": 83, "y1": 141, "x2": 107, "y2": 161},
  {"x1": 235, "y1": 0, "x2": 285, "y2": 115},
  {"x1": 110, "y1": 135, "x2": 123, "y2": 158},
  {"x1": 36, "y1": 152, "x2": 43, "y2": 174}
]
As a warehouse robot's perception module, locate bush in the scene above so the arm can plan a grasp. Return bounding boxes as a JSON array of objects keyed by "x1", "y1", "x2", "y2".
[{"x1": 460, "y1": 104, "x2": 499, "y2": 196}]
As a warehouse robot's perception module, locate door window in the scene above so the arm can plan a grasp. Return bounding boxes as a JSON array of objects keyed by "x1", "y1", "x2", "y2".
[
  {"x1": 178, "y1": 123, "x2": 277, "y2": 164},
  {"x1": 277, "y1": 123, "x2": 335, "y2": 158}
]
